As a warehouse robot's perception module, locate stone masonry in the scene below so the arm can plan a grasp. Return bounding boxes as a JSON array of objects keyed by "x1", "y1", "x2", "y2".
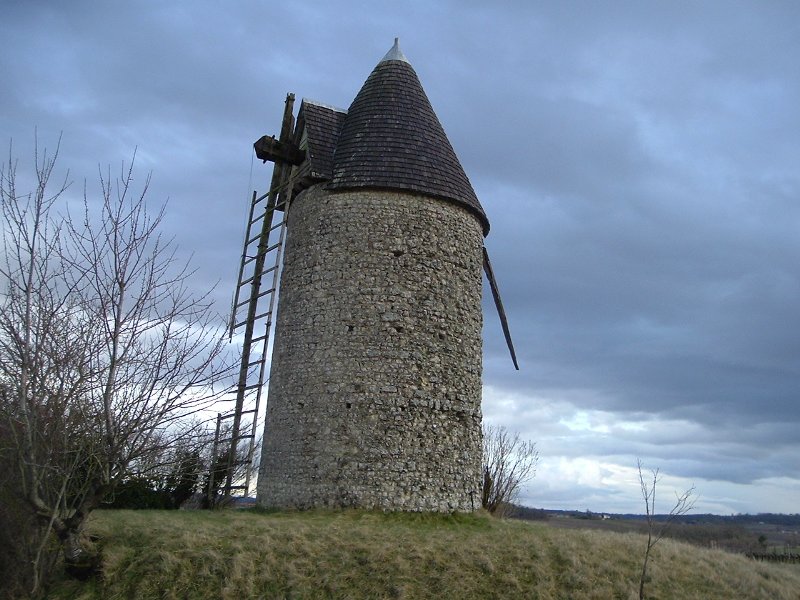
[{"x1": 257, "y1": 185, "x2": 484, "y2": 511}]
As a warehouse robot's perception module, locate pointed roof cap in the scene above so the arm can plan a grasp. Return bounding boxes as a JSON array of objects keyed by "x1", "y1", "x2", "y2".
[
  {"x1": 381, "y1": 37, "x2": 409, "y2": 63},
  {"x1": 328, "y1": 39, "x2": 489, "y2": 235}
]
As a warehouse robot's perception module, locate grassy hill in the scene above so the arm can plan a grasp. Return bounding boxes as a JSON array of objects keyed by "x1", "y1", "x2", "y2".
[{"x1": 48, "y1": 509, "x2": 800, "y2": 599}]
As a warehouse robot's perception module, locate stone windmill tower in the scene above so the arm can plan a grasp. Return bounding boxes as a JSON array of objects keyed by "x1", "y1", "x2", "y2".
[{"x1": 226, "y1": 40, "x2": 516, "y2": 511}]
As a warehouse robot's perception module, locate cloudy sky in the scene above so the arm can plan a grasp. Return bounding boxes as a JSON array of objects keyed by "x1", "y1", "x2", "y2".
[{"x1": 3, "y1": 1, "x2": 798, "y2": 515}]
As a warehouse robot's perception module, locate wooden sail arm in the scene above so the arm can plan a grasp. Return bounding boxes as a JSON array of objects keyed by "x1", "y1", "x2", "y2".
[{"x1": 483, "y1": 246, "x2": 520, "y2": 370}]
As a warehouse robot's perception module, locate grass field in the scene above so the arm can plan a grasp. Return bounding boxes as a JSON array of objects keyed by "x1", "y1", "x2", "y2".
[{"x1": 47, "y1": 509, "x2": 800, "y2": 599}]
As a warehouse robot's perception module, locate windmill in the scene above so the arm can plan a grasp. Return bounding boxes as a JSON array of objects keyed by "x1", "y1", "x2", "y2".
[{"x1": 221, "y1": 40, "x2": 517, "y2": 507}]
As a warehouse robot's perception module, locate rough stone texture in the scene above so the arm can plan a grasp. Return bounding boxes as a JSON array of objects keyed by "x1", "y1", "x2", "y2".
[{"x1": 257, "y1": 185, "x2": 484, "y2": 511}]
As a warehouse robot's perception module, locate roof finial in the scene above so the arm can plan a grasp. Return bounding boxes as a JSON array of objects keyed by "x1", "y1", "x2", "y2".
[{"x1": 380, "y1": 37, "x2": 409, "y2": 63}]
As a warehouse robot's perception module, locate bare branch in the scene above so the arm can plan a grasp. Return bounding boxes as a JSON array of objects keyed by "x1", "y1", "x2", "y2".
[
  {"x1": 481, "y1": 424, "x2": 539, "y2": 516},
  {"x1": 0, "y1": 140, "x2": 235, "y2": 590},
  {"x1": 637, "y1": 459, "x2": 696, "y2": 599}
]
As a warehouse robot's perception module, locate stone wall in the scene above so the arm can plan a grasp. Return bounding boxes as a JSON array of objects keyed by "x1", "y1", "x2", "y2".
[{"x1": 256, "y1": 185, "x2": 484, "y2": 511}]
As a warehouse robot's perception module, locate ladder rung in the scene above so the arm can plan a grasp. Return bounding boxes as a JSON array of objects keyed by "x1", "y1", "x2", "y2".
[
  {"x1": 234, "y1": 313, "x2": 271, "y2": 329},
  {"x1": 252, "y1": 308, "x2": 273, "y2": 321},
  {"x1": 242, "y1": 236, "x2": 281, "y2": 264},
  {"x1": 245, "y1": 221, "x2": 285, "y2": 248},
  {"x1": 251, "y1": 333, "x2": 269, "y2": 344},
  {"x1": 218, "y1": 408, "x2": 256, "y2": 419},
  {"x1": 236, "y1": 266, "x2": 278, "y2": 291},
  {"x1": 234, "y1": 279, "x2": 277, "y2": 307},
  {"x1": 245, "y1": 226, "x2": 284, "y2": 254},
  {"x1": 256, "y1": 286, "x2": 277, "y2": 299},
  {"x1": 247, "y1": 358, "x2": 266, "y2": 367},
  {"x1": 219, "y1": 434, "x2": 256, "y2": 444},
  {"x1": 236, "y1": 273, "x2": 265, "y2": 290},
  {"x1": 225, "y1": 485, "x2": 248, "y2": 490},
  {"x1": 238, "y1": 273, "x2": 258, "y2": 287},
  {"x1": 242, "y1": 255, "x2": 258, "y2": 266},
  {"x1": 246, "y1": 241, "x2": 278, "y2": 255},
  {"x1": 249, "y1": 212, "x2": 265, "y2": 226},
  {"x1": 233, "y1": 302, "x2": 272, "y2": 330}
]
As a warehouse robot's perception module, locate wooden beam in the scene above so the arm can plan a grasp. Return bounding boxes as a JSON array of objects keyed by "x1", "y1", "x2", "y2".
[
  {"x1": 253, "y1": 135, "x2": 305, "y2": 165},
  {"x1": 483, "y1": 246, "x2": 519, "y2": 370}
]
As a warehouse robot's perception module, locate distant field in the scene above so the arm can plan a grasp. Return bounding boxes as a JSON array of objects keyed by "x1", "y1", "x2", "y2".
[
  {"x1": 47, "y1": 509, "x2": 800, "y2": 600},
  {"x1": 531, "y1": 512, "x2": 800, "y2": 556}
]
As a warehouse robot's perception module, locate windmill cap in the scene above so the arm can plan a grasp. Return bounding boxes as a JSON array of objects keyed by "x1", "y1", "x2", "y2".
[{"x1": 328, "y1": 40, "x2": 490, "y2": 235}]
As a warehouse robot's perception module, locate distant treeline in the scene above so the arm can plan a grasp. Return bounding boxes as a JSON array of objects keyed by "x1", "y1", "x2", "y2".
[
  {"x1": 620, "y1": 512, "x2": 800, "y2": 528},
  {"x1": 511, "y1": 506, "x2": 800, "y2": 528},
  {"x1": 747, "y1": 553, "x2": 800, "y2": 564}
]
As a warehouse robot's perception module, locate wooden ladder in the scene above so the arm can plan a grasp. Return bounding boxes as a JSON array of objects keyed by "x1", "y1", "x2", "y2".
[{"x1": 214, "y1": 94, "x2": 298, "y2": 501}]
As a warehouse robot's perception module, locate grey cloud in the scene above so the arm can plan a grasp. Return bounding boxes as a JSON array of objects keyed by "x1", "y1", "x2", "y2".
[{"x1": 3, "y1": 0, "x2": 798, "y2": 513}]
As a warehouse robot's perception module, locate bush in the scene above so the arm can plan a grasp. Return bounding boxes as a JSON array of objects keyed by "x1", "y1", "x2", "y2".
[
  {"x1": 0, "y1": 425, "x2": 61, "y2": 599},
  {"x1": 107, "y1": 451, "x2": 203, "y2": 509}
]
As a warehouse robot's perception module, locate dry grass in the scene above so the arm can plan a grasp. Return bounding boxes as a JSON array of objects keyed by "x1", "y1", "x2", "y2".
[{"x1": 47, "y1": 509, "x2": 800, "y2": 599}]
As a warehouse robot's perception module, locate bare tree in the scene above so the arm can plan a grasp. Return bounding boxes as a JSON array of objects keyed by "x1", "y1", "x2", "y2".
[
  {"x1": 0, "y1": 139, "x2": 232, "y2": 594},
  {"x1": 481, "y1": 424, "x2": 539, "y2": 516},
  {"x1": 637, "y1": 459, "x2": 696, "y2": 600},
  {"x1": 0, "y1": 138, "x2": 94, "y2": 594}
]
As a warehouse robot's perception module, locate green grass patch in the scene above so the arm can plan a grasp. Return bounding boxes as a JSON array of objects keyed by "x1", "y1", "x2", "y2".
[{"x1": 46, "y1": 509, "x2": 800, "y2": 599}]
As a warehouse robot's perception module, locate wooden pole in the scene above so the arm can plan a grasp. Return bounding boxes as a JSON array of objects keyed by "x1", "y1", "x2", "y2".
[{"x1": 483, "y1": 247, "x2": 519, "y2": 370}]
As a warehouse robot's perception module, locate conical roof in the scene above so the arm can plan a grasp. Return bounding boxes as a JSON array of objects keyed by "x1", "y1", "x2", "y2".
[{"x1": 329, "y1": 40, "x2": 489, "y2": 235}]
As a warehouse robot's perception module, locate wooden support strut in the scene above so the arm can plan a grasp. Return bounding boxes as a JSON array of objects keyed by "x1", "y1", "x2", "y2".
[{"x1": 483, "y1": 246, "x2": 520, "y2": 370}]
